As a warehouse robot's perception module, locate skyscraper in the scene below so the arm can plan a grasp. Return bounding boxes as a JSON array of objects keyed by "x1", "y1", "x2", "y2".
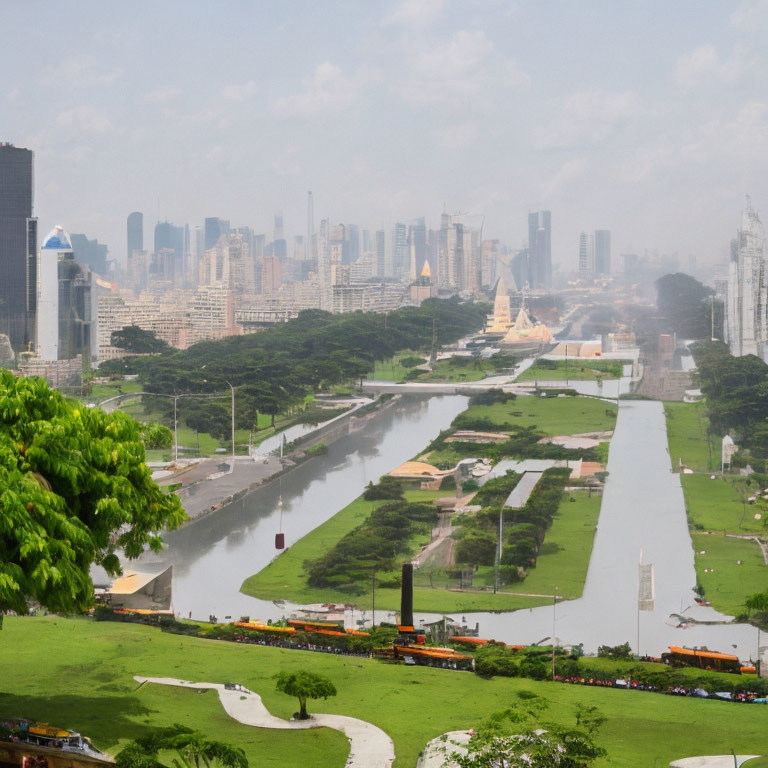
[
  {"x1": 306, "y1": 191, "x2": 315, "y2": 262},
  {"x1": 204, "y1": 217, "x2": 229, "y2": 251},
  {"x1": 527, "y1": 210, "x2": 551, "y2": 288},
  {"x1": 0, "y1": 143, "x2": 37, "y2": 351},
  {"x1": 578, "y1": 232, "x2": 593, "y2": 277},
  {"x1": 726, "y1": 199, "x2": 767, "y2": 359},
  {"x1": 127, "y1": 212, "x2": 143, "y2": 261},
  {"x1": 392, "y1": 222, "x2": 408, "y2": 280},
  {"x1": 375, "y1": 230, "x2": 385, "y2": 278},
  {"x1": 594, "y1": 230, "x2": 611, "y2": 275}
]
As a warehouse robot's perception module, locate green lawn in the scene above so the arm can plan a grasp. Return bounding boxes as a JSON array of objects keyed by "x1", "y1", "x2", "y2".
[
  {"x1": 370, "y1": 352, "x2": 425, "y2": 382},
  {"x1": 517, "y1": 359, "x2": 629, "y2": 382},
  {"x1": 3, "y1": 616, "x2": 768, "y2": 768},
  {"x1": 664, "y1": 401, "x2": 717, "y2": 472},
  {"x1": 507, "y1": 490, "x2": 602, "y2": 600},
  {"x1": 463, "y1": 396, "x2": 618, "y2": 436},
  {"x1": 241, "y1": 489, "x2": 550, "y2": 613},
  {"x1": 682, "y1": 475, "x2": 766, "y2": 535},
  {"x1": 692, "y1": 532, "x2": 768, "y2": 616}
]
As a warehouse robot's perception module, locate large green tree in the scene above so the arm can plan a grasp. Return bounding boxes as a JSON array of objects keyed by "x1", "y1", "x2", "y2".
[
  {"x1": 111, "y1": 325, "x2": 171, "y2": 355},
  {"x1": 116, "y1": 724, "x2": 247, "y2": 768},
  {"x1": 655, "y1": 272, "x2": 716, "y2": 339},
  {"x1": 0, "y1": 371, "x2": 185, "y2": 614},
  {"x1": 275, "y1": 670, "x2": 337, "y2": 720}
]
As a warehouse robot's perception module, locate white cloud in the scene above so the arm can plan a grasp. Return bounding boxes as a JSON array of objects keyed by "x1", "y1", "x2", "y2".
[
  {"x1": 535, "y1": 89, "x2": 642, "y2": 149},
  {"x1": 730, "y1": 0, "x2": 768, "y2": 27},
  {"x1": 436, "y1": 122, "x2": 478, "y2": 149},
  {"x1": 222, "y1": 80, "x2": 258, "y2": 101},
  {"x1": 41, "y1": 55, "x2": 121, "y2": 88},
  {"x1": 382, "y1": 0, "x2": 443, "y2": 27},
  {"x1": 675, "y1": 44, "x2": 753, "y2": 88},
  {"x1": 139, "y1": 87, "x2": 182, "y2": 104},
  {"x1": 503, "y1": 59, "x2": 531, "y2": 90},
  {"x1": 271, "y1": 62, "x2": 362, "y2": 118},
  {"x1": 56, "y1": 105, "x2": 113, "y2": 134}
]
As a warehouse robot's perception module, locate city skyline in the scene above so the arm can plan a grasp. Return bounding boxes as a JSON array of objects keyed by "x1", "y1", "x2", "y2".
[{"x1": 2, "y1": 1, "x2": 767, "y2": 271}]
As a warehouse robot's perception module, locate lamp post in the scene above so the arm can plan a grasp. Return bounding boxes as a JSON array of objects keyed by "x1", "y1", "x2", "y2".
[
  {"x1": 552, "y1": 586, "x2": 558, "y2": 680},
  {"x1": 225, "y1": 379, "x2": 236, "y2": 463}
]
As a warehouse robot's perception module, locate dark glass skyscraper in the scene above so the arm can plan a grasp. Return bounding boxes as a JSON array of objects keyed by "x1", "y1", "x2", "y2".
[
  {"x1": 0, "y1": 143, "x2": 37, "y2": 352},
  {"x1": 127, "y1": 211, "x2": 143, "y2": 260}
]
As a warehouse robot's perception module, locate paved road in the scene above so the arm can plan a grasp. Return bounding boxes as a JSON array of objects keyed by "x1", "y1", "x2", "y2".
[
  {"x1": 159, "y1": 457, "x2": 284, "y2": 519},
  {"x1": 135, "y1": 676, "x2": 395, "y2": 768}
]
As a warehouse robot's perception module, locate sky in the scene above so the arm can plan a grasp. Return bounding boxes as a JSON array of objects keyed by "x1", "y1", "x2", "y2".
[{"x1": 2, "y1": 0, "x2": 768, "y2": 274}]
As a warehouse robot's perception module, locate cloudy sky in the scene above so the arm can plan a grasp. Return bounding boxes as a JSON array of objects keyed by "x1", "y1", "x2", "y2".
[{"x1": 2, "y1": 0, "x2": 767, "y2": 273}]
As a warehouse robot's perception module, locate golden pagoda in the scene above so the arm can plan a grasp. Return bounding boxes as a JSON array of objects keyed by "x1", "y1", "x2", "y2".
[
  {"x1": 502, "y1": 303, "x2": 554, "y2": 345},
  {"x1": 484, "y1": 278, "x2": 513, "y2": 333}
]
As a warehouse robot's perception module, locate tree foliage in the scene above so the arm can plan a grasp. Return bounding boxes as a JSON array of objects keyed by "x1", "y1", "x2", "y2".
[
  {"x1": 116, "y1": 724, "x2": 247, "y2": 768},
  {"x1": 275, "y1": 670, "x2": 337, "y2": 719},
  {"x1": 655, "y1": 272, "x2": 714, "y2": 339},
  {"x1": 111, "y1": 325, "x2": 171, "y2": 355},
  {"x1": 0, "y1": 371, "x2": 185, "y2": 613}
]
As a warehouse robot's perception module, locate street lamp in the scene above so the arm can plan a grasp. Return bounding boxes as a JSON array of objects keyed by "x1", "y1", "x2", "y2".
[{"x1": 200, "y1": 366, "x2": 236, "y2": 465}]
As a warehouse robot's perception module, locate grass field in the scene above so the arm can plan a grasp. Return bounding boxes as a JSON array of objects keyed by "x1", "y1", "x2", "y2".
[
  {"x1": 242, "y1": 490, "x2": 603, "y2": 610},
  {"x1": 516, "y1": 359, "x2": 629, "y2": 383},
  {"x1": 692, "y1": 532, "x2": 768, "y2": 616},
  {"x1": 3, "y1": 616, "x2": 768, "y2": 768},
  {"x1": 241, "y1": 489, "x2": 550, "y2": 613},
  {"x1": 463, "y1": 395, "x2": 618, "y2": 436},
  {"x1": 664, "y1": 401, "x2": 717, "y2": 472},
  {"x1": 682, "y1": 475, "x2": 766, "y2": 535},
  {"x1": 507, "y1": 490, "x2": 602, "y2": 599},
  {"x1": 370, "y1": 352, "x2": 425, "y2": 382}
]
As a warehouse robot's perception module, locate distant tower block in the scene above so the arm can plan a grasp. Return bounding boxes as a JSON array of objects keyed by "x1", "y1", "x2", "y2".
[{"x1": 38, "y1": 225, "x2": 73, "y2": 360}]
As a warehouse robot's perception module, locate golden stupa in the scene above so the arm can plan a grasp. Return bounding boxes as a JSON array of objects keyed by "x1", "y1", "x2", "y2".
[
  {"x1": 502, "y1": 304, "x2": 554, "y2": 344},
  {"x1": 484, "y1": 277, "x2": 513, "y2": 333}
]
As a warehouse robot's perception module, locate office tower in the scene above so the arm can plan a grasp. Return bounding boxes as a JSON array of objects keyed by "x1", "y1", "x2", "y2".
[
  {"x1": 71, "y1": 233, "x2": 108, "y2": 275},
  {"x1": 273, "y1": 212, "x2": 287, "y2": 260},
  {"x1": 408, "y1": 218, "x2": 427, "y2": 278},
  {"x1": 37, "y1": 225, "x2": 91, "y2": 362},
  {"x1": 204, "y1": 217, "x2": 229, "y2": 251},
  {"x1": 0, "y1": 143, "x2": 37, "y2": 351},
  {"x1": 594, "y1": 230, "x2": 611, "y2": 275},
  {"x1": 348, "y1": 224, "x2": 360, "y2": 264},
  {"x1": 727, "y1": 199, "x2": 767, "y2": 359},
  {"x1": 578, "y1": 232, "x2": 594, "y2": 277},
  {"x1": 306, "y1": 192, "x2": 314, "y2": 261},
  {"x1": 392, "y1": 222, "x2": 408, "y2": 280},
  {"x1": 375, "y1": 230, "x2": 385, "y2": 278},
  {"x1": 437, "y1": 213, "x2": 451, "y2": 290},
  {"x1": 127, "y1": 212, "x2": 143, "y2": 261},
  {"x1": 527, "y1": 210, "x2": 552, "y2": 288}
]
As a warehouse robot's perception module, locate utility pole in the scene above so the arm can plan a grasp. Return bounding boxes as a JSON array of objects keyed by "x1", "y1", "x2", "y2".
[{"x1": 552, "y1": 586, "x2": 558, "y2": 680}]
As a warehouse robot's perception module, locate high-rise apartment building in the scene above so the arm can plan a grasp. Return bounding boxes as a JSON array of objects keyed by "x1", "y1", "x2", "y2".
[
  {"x1": 726, "y1": 199, "x2": 767, "y2": 359},
  {"x1": 71, "y1": 233, "x2": 108, "y2": 275},
  {"x1": 127, "y1": 212, "x2": 143, "y2": 261},
  {"x1": 578, "y1": 232, "x2": 593, "y2": 277},
  {"x1": 594, "y1": 230, "x2": 611, "y2": 275},
  {"x1": 527, "y1": 210, "x2": 551, "y2": 288},
  {"x1": 392, "y1": 222, "x2": 408, "y2": 280},
  {"x1": 375, "y1": 230, "x2": 385, "y2": 278},
  {"x1": 0, "y1": 143, "x2": 37, "y2": 351}
]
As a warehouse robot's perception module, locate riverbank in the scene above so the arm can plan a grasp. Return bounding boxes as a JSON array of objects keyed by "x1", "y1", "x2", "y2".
[
  {"x1": 241, "y1": 394, "x2": 613, "y2": 612},
  {"x1": 161, "y1": 395, "x2": 399, "y2": 522},
  {"x1": 665, "y1": 401, "x2": 768, "y2": 617}
]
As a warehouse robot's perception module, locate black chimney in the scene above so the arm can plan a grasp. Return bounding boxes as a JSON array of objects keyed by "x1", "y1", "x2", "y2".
[{"x1": 400, "y1": 562, "x2": 414, "y2": 628}]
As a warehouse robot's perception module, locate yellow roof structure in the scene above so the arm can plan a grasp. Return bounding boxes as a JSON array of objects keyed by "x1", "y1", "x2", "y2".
[
  {"x1": 108, "y1": 570, "x2": 161, "y2": 595},
  {"x1": 389, "y1": 461, "x2": 449, "y2": 477},
  {"x1": 420, "y1": 260, "x2": 432, "y2": 279},
  {"x1": 484, "y1": 278, "x2": 513, "y2": 333}
]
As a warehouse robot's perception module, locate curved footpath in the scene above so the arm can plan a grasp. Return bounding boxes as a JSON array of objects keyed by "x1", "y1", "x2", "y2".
[{"x1": 133, "y1": 676, "x2": 394, "y2": 768}]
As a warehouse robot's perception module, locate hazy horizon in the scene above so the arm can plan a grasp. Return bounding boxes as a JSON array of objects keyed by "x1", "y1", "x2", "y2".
[{"x1": 2, "y1": 0, "x2": 767, "y2": 272}]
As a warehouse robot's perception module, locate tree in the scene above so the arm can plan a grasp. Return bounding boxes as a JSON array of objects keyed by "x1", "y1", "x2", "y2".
[
  {"x1": 274, "y1": 670, "x2": 337, "y2": 720},
  {"x1": 445, "y1": 697, "x2": 605, "y2": 768},
  {"x1": 111, "y1": 325, "x2": 171, "y2": 355},
  {"x1": 0, "y1": 371, "x2": 185, "y2": 614},
  {"x1": 655, "y1": 272, "x2": 713, "y2": 339},
  {"x1": 116, "y1": 725, "x2": 247, "y2": 768}
]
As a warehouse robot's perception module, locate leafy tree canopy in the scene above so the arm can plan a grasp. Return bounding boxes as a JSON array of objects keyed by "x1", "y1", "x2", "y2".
[
  {"x1": 655, "y1": 272, "x2": 715, "y2": 339},
  {"x1": 116, "y1": 724, "x2": 247, "y2": 768},
  {"x1": 0, "y1": 371, "x2": 185, "y2": 614},
  {"x1": 111, "y1": 325, "x2": 171, "y2": 355},
  {"x1": 275, "y1": 670, "x2": 337, "y2": 719}
]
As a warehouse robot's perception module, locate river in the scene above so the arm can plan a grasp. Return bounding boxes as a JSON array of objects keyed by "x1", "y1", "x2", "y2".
[{"x1": 139, "y1": 393, "x2": 759, "y2": 659}]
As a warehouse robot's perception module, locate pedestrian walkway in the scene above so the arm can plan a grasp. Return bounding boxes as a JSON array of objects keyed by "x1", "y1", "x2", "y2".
[
  {"x1": 670, "y1": 757, "x2": 759, "y2": 767},
  {"x1": 134, "y1": 676, "x2": 395, "y2": 768}
]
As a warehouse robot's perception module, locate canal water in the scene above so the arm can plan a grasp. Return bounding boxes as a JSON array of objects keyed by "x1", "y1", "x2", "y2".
[
  {"x1": 139, "y1": 394, "x2": 759, "y2": 659},
  {"x1": 137, "y1": 394, "x2": 468, "y2": 620}
]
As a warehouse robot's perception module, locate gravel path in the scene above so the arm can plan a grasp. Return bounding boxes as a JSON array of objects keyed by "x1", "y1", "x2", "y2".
[{"x1": 134, "y1": 676, "x2": 394, "y2": 768}]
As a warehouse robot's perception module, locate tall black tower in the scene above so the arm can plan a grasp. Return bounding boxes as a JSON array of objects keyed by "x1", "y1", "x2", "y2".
[{"x1": 0, "y1": 143, "x2": 37, "y2": 352}]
